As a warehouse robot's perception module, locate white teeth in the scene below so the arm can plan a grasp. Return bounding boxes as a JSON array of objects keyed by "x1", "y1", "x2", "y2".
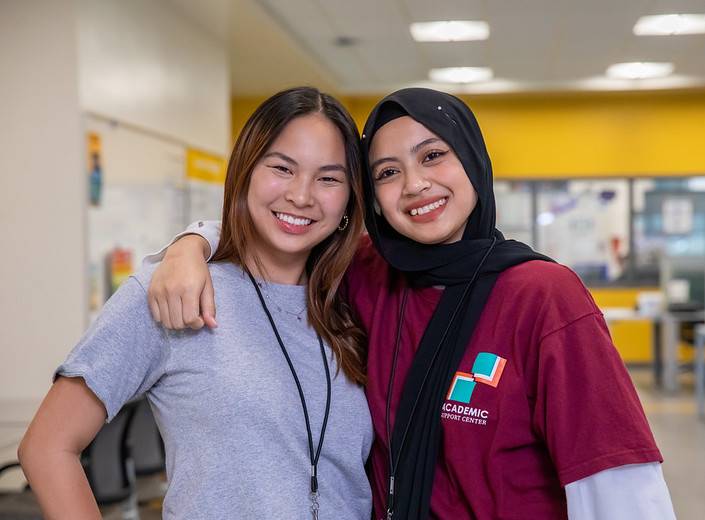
[
  {"x1": 275, "y1": 212, "x2": 312, "y2": 226},
  {"x1": 410, "y1": 197, "x2": 447, "y2": 216}
]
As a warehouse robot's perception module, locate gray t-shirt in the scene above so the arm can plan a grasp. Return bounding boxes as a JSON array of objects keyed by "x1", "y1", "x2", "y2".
[{"x1": 57, "y1": 262, "x2": 373, "y2": 519}]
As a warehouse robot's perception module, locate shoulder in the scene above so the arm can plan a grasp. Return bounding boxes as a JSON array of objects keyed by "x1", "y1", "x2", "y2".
[
  {"x1": 499, "y1": 260, "x2": 590, "y2": 294},
  {"x1": 352, "y1": 234, "x2": 386, "y2": 269},
  {"x1": 493, "y1": 260, "x2": 601, "y2": 327},
  {"x1": 78, "y1": 268, "x2": 163, "y2": 346},
  {"x1": 107, "y1": 267, "x2": 152, "y2": 313},
  {"x1": 129, "y1": 262, "x2": 157, "y2": 293},
  {"x1": 206, "y1": 261, "x2": 260, "y2": 310},
  {"x1": 346, "y1": 234, "x2": 389, "y2": 287},
  {"x1": 133, "y1": 259, "x2": 242, "y2": 289},
  {"x1": 206, "y1": 260, "x2": 244, "y2": 285},
  {"x1": 343, "y1": 234, "x2": 396, "y2": 307}
]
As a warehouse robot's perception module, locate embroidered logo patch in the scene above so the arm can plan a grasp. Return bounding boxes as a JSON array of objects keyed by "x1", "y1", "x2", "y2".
[{"x1": 446, "y1": 352, "x2": 507, "y2": 404}]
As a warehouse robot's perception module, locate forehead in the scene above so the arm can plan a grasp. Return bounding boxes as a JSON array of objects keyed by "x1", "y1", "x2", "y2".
[
  {"x1": 268, "y1": 113, "x2": 346, "y2": 160},
  {"x1": 369, "y1": 116, "x2": 442, "y2": 157}
]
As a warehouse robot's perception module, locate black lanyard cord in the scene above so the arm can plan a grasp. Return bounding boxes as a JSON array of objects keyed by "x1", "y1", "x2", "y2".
[
  {"x1": 385, "y1": 288, "x2": 408, "y2": 514},
  {"x1": 248, "y1": 271, "x2": 332, "y2": 495},
  {"x1": 384, "y1": 237, "x2": 497, "y2": 518}
]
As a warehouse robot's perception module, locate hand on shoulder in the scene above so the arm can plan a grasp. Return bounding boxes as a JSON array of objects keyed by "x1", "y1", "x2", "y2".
[{"x1": 147, "y1": 235, "x2": 217, "y2": 330}]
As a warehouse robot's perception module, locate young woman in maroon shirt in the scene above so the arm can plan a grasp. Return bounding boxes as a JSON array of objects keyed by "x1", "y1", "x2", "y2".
[{"x1": 146, "y1": 88, "x2": 674, "y2": 519}]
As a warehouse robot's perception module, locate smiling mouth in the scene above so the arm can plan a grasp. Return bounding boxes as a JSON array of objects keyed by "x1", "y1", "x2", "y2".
[
  {"x1": 273, "y1": 211, "x2": 315, "y2": 227},
  {"x1": 408, "y1": 197, "x2": 448, "y2": 216}
]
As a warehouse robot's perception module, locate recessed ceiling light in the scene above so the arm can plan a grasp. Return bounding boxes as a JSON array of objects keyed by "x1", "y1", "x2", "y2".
[
  {"x1": 410, "y1": 21, "x2": 490, "y2": 42},
  {"x1": 576, "y1": 74, "x2": 699, "y2": 91},
  {"x1": 634, "y1": 14, "x2": 705, "y2": 35},
  {"x1": 429, "y1": 67, "x2": 493, "y2": 83},
  {"x1": 606, "y1": 62, "x2": 674, "y2": 80}
]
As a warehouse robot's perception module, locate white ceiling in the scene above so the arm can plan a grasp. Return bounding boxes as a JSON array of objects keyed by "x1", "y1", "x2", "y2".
[{"x1": 171, "y1": 0, "x2": 705, "y2": 95}]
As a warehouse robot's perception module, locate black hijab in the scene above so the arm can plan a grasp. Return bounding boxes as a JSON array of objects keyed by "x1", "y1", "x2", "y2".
[{"x1": 361, "y1": 88, "x2": 553, "y2": 519}]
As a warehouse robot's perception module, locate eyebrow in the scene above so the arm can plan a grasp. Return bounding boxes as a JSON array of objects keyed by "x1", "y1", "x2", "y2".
[
  {"x1": 319, "y1": 163, "x2": 347, "y2": 173},
  {"x1": 411, "y1": 137, "x2": 442, "y2": 154},
  {"x1": 263, "y1": 151, "x2": 298, "y2": 166},
  {"x1": 369, "y1": 137, "x2": 443, "y2": 172},
  {"x1": 369, "y1": 156, "x2": 396, "y2": 173},
  {"x1": 263, "y1": 151, "x2": 346, "y2": 173}
]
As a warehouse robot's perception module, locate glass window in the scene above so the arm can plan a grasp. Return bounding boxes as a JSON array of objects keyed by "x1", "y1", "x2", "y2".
[
  {"x1": 535, "y1": 179, "x2": 630, "y2": 283},
  {"x1": 495, "y1": 180, "x2": 534, "y2": 247},
  {"x1": 633, "y1": 177, "x2": 705, "y2": 282}
]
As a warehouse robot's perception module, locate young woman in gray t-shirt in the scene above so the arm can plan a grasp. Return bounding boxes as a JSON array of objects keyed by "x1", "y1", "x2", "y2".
[{"x1": 19, "y1": 87, "x2": 373, "y2": 519}]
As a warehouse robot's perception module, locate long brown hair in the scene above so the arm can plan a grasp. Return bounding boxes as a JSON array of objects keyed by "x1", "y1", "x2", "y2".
[{"x1": 212, "y1": 87, "x2": 367, "y2": 385}]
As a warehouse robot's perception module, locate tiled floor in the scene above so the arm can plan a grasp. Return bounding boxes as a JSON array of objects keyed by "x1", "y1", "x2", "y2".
[{"x1": 633, "y1": 368, "x2": 705, "y2": 520}]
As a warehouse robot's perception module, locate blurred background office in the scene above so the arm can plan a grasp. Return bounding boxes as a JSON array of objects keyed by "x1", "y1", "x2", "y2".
[{"x1": 1, "y1": 0, "x2": 704, "y2": 518}]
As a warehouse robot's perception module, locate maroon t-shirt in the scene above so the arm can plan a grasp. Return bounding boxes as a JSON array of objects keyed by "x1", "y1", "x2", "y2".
[{"x1": 344, "y1": 237, "x2": 662, "y2": 520}]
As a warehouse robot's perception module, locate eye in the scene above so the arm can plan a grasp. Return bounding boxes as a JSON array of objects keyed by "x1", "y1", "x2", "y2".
[
  {"x1": 374, "y1": 167, "x2": 399, "y2": 182},
  {"x1": 422, "y1": 150, "x2": 447, "y2": 163},
  {"x1": 319, "y1": 175, "x2": 344, "y2": 185},
  {"x1": 270, "y1": 164, "x2": 292, "y2": 175}
]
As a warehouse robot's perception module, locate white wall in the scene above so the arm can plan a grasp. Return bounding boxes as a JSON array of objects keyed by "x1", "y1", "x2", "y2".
[
  {"x1": 0, "y1": 0, "x2": 86, "y2": 405},
  {"x1": 0, "y1": 0, "x2": 231, "y2": 406},
  {"x1": 77, "y1": 0, "x2": 231, "y2": 155}
]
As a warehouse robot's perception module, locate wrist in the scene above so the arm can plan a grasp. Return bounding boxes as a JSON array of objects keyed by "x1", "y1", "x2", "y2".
[{"x1": 167, "y1": 234, "x2": 210, "y2": 261}]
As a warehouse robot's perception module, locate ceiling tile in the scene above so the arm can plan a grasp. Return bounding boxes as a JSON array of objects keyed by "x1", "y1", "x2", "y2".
[{"x1": 207, "y1": 0, "x2": 705, "y2": 94}]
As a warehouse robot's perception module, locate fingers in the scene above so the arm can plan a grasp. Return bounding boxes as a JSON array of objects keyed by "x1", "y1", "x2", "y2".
[
  {"x1": 157, "y1": 297, "x2": 173, "y2": 329},
  {"x1": 148, "y1": 293, "x2": 161, "y2": 324},
  {"x1": 150, "y1": 284, "x2": 203, "y2": 331},
  {"x1": 152, "y1": 290, "x2": 198, "y2": 330},
  {"x1": 203, "y1": 314, "x2": 218, "y2": 329},
  {"x1": 200, "y1": 277, "x2": 218, "y2": 329},
  {"x1": 188, "y1": 316, "x2": 205, "y2": 330},
  {"x1": 167, "y1": 292, "x2": 185, "y2": 330},
  {"x1": 146, "y1": 246, "x2": 215, "y2": 331},
  {"x1": 182, "y1": 287, "x2": 205, "y2": 330}
]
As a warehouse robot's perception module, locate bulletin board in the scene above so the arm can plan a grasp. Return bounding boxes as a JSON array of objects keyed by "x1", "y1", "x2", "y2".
[{"x1": 84, "y1": 115, "x2": 187, "y2": 318}]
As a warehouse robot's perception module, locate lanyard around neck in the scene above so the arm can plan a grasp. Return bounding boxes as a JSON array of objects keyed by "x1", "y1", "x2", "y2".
[
  {"x1": 248, "y1": 271, "x2": 332, "y2": 518},
  {"x1": 383, "y1": 237, "x2": 497, "y2": 519}
]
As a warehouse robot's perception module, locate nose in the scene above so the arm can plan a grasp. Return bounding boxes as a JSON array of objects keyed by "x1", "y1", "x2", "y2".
[
  {"x1": 402, "y1": 167, "x2": 431, "y2": 197},
  {"x1": 284, "y1": 174, "x2": 314, "y2": 207}
]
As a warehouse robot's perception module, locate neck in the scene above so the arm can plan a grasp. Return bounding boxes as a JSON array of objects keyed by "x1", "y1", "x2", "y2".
[{"x1": 244, "y1": 250, "x2": 308, "y2": 285}]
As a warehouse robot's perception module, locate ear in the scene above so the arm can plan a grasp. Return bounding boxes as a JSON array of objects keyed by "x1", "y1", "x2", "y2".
[{"x1": 373, "y1": 199, "x2": 382, "y2": 216}]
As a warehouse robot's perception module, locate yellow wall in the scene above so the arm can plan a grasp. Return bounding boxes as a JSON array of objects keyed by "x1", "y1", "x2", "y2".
[
  {"x1": 230, "y1": 96, "x2": 270, "y2": 146},
  {"x1": 590, "y1": 287, "x2": 696, "y2": 364},
  {"x1": 590, "y1": 288, "x2": 655, "y2": 363},
  {"x1": 233, "y1": 89, "x2": 705, "y2": 178}
]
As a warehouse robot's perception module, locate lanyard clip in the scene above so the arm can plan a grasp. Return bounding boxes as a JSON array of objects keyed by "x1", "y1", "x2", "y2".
[
  {"x1": 386, "y1": 475, "x2": 395, "y2": 519},
  {"x1": 310, "y1": 464, "x2": 319, "y2": 493}
]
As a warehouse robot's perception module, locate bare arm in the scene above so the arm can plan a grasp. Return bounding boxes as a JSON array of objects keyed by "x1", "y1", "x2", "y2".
[
  {"x1": 18, "y1": 377, "x2": 107, "y2": 520},
  {"x1": 148, "y1": 234, "x2": 216, "y2": 330}
]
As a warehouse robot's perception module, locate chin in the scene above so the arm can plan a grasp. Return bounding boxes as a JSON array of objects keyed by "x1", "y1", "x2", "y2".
[
  {"x1": 399, "y1": 232, "x2": 446, "y2": 245},
  {"x1": 397, "y1": 224, "x2": 453, "y2": 245}
]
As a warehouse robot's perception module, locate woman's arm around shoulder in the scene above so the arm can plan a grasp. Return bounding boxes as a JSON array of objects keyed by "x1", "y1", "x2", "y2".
[
  {"x1": 146, "y1": 221, "x2": 221, "y2": 330},
  {"x1": 18, "y1": 376, "x2": 107, "y2": 520}
]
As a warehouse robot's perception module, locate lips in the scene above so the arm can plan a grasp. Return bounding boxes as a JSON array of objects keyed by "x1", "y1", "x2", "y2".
[
  {"x1": 274, "y1": 211, "x2": 314, "y2": 226},
  {"x1": 406, "y1": 197, "x2": 448, "y2": 216},
  {"x1": 271, "y1": 211, "x2": 319, "y2": 235}
]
